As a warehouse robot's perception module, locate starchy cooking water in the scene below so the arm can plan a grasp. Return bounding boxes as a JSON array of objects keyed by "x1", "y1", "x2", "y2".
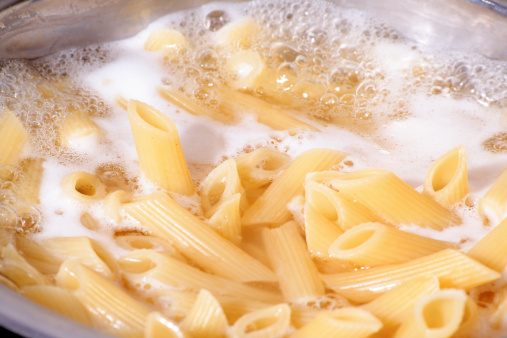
[{"x1": 1, "y1": 0, "x2": 507, "y2": 336}]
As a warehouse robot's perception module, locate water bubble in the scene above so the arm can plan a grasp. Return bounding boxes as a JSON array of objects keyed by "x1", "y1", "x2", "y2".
[
  {"x1": 204, "y1": 10, "x2": 229, "y2": 32},
  {"x1": 194, "y1": 86, "x2": 211, "y2": 101},
  {"x1": 292, "y1": 78, "x2": 327, "y2": 99},
  {"x1": 306, "y1": 26, "x2": 328, "y2": 46},
  {"x1": 320, "y1": 93, "x2": 339, "y2": 108},
  {"x1": 198, "y1": 49, "x2": 219, "y2": 71},
  {"x1": 356, "y1": 80, "x2": 376, "y2": 98},
  {"x1": 270, "y1": 42, "x2": 301, "y2": 62},
  {"x1": 0, "y1": 203, "x2": 16, "y2": 227},
  {"x1": 295, "y1": 55, "x2": 309, "y2": 68},
  {"x1": 276, "y1": 62, "x2": 299, "y2": 90}
]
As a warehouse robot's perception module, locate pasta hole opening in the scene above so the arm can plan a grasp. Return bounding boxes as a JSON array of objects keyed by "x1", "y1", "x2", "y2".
[
  {"x1": 336, "y1": 228, "x2": 375, "y2": 250},
  {"x1": 244, "y1": 316, "x2": 279, "y2": 333},
  {"x1": 75, "y1": 179, "x2": 96, "y2": 196},
  {"x1": 422, "y1": 297, "x2": 459, "y2": 329},
  {"x1": 127, "y1": 237, "x2": 155, "y2": 250},
  {"x1": 431, "y1": 152, "x2": 460, "y2": 192},
  {"x1": 204, "y1": 180, "x2": 226, "y2": 209},
  {"x1": 136, "y1": 104, "x2": 170, "y2": 132},
  {"x1": 118, "y1": 256, "x2": 157, "y2": 274}
]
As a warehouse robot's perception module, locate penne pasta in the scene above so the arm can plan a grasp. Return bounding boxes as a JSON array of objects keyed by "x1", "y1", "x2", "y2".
[
  {"x1": 181, "y1": 289, "x2": 228, "y2": 338},
  {"x1": 242, "y1": 149, "x2": 347, "y2": 226},
  {"x1": 0, "y1": 244, "x2": 49, "y2": 287},
  {"x1": 144, "y1": 312, "x2": 188, "y2": 338},
  {"x1": 215, "y1": 17, "x2": 259, "y2": 48},
  {"x1": 207, "y1": 193, "x2": 242, "y2": 244},
  {"x1": 303, "y1": 202, "x2": 343, "y2": 258},
  {"x1": 122, "y1": 192, "x2": 276, "y2": 282},
  {"x1": 103, "y1": 190, "x2": 133, "y2": 222},
  {"x1": 128, "y1": 100, "x2": 194, "y2": 195},
  {"x1": 61, "y1": 171, "x2": 107, "y2": 203},
  {"x1": 228, "y1": 303, "x2": 291, "y2": 338},
  {"x1": 328, "y1": 222, "x2": 452, "y2": 267},
  {"x1": 144, "y1": 29, "x2": 187, "y2": 52},
  {"x1": 58, "y1": 111, "x2": 102, "y2": 147},
  {"x1": 467, "y1": 217, "x2": 507, "y2": 271},
  {"x1": 262, "y1": 221, "x2": 325, "y2": 302},
  {"x1": 478, "y1": 166, "x2": 507, "y2": 225},
  {"x1": 328, "y1": 168, "x2": 459, "y2": 230},
  {"x1": 0, "y1": 109, "x2": 29, "y2": 166},
  {"x1": 423, "y1": 145, "x2": 468, "y2": 206},
  {"x1": 321, "y1": 249, "x2": 500, "y2": 304},
  {"x1": 16, "y1": 158, "x2": 44, "y2": 205}
]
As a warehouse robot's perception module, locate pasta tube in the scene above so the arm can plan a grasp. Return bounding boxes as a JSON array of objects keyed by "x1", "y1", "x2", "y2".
[
  {"x1": 181, "y1": 289, "x2": 228, "y2": 338},
  {"x1": 144, "y1": 29, "x2": 187, "y2": 52},
  {"x1": 235, "y1": 147, "x2": 290, "y2": 190},
  {"x1": 228, "y1": 304, "x2": 291, "y2": 338},
  {"x1": 467, "y1": 216, "x2": 507, "y2": 271},
  {"x1": 144, "y1": 312, "x2": 188, "y2": 338},
  {"x1": 303, "y1": 202, "x2": 343, "y2": 258},
  {"x1": 0, "y1": 109, "x2": 28, "y2": 166},
  {"x1": 16, "y1": 158, "x2": 44, "y2": 205},
  {"x1": 61, "y1": 171, "x2": 106, "y2": 203},
  {"x1": 58, "y1": 111, "x2": 102, "y2": 147},
  {"x1": 478, "y1": 166, "x2": 507, "y2": 225}
]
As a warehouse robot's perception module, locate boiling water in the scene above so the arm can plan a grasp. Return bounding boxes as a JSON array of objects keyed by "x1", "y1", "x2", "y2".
[{"x1": 1, "y1": 0, "x2": 507, "y2": 335}]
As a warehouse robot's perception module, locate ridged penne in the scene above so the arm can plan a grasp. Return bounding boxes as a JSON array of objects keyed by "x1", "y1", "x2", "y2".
[
  {"x1": 80, "y1": 212, "x2": 100, "y2": 231},
  {"x1": 393, "y1": 289, "x2": 467, "y2": 338},
  {"x1": 321, "y1": 249, "x2": 500, "y2": 304},
  {"x1": 242, "y1": 149, "x2": 347, "y2": 226},
  {"x1": 145, "y1": 312, "x2": 188, "y2": 338},
  {"x1": 61, "y1": 171, "x2": 106, "y2": 203},
  {"x1": 291, "y1": 307, "x2": 382, "y2": 338},
  {"x1": 328, "y1": 222, "x2": 452, "y2": 267},
  {"x1": 235, "y1": 147, "x2": 291, "y2": 190},
  {"x1": 467, "y1": 217, "x2": 507, "y2": 271},
  {"x1": 423, "y1": 145, "x2": 468, "y2": 206},
  {"x1": 478, "y1": 166, "x2": 507, "y2": 225},
  {"x1": 0, "y1": 244, "x2": 49, "y2": 287},
  {"x1": 58, "y1": 111, "x2": 102, "y2": 147},
  {"x1": 228, "y1": 303, "x2": 291, "y2": 338},
  {"x1": 303, "y1": 203, "x2": 343, "y2": 258},
  {"x1": 199, "y1": 159, "x2": 247, "y2": 216},
  {"x1": 362, "y1": 276, "x2": 440, "y2": 333},
  {"x1": 118, "y1": 249, "x2": 281, "y2": 304},
  {"x1": 16, "y1": 158, "x2": 44, "y2": 205},
  {"x1": 56, "y1": 260, "x2": 150, "y2": 337},
  {"x1": 21, "y1": 285, "x2": 92, "y2": 326},
  {"x1": 263, "y1": 221, "x2": 325, "y2": 302},
  {"x1": 305, "y1": 180, "x2": 379, "y2": 231},
  {"x1": 208, "y1": 193, "x2": 242, "y2": 244},
  {"x1": 144, "y1": 29, "x2": 187, "y2": 52},
  {"x1": 328, "y1": 168, "x2": 459, "y2": 230},
  {"x1": 128, "y1": 100, "x2": 194, "y2": 195},
  {"x1": 0, "y1": 109, "x2": 29, "y2": 166},
  {"x1": 181, "y1": 289, "x2": 228, "y2": 338},
  {"x1": 122, "y1": 192, "x2": 275, "y2": 282},
  {"x1": 215, "y1": 17, "x2": 259, "y2": 48}
]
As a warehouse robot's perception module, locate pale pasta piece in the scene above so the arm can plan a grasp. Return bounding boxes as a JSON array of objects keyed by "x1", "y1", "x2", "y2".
[
  {"x1": 208, "y1": 193, "x2": 242, "y2": 244},
  {"x1": 228, "y1": 303, "x2": 291, "y2": 338},
  {"x1": 292, "y1": 307, "x2": 382, "y2": 338},
  {"x1": 290, "y1": 294, "x2": 350, "y2": 328},
  {"x1": 321, "y1": 249, "x2": 500, "y2": 304},
  {"x1": 0, "y1": 244, "x2": 49, "y2": 287},
  {"x1": 116, "y1": 95, "x2": 128, "y2": 110},
  {"x1": 118, "y1": 249, "x2": 281, "y2": 304},
  {"x1": 478, "y1": 166, "x2": 507, "y2": 225},
  {"x1": 0, "y1": 109, "x2": 29, "y2": 166},
  {"x1": 467, "y1": 217, "x2": 507, "y2": 271},
  {"x1": 56, "y1": 260, "x2": 150, "y2": 337},
  {"x1": 328, "y1": 168, "x2": 459, "y2": 230},
  {"x1": 181, "y1": 289, "x2": 228, "y2": 338},
  {"x1": 128, "y1": 100, "x2": 194, "y2": 195},
  {"x1": 423, "y1": 145, "x2": 468, "y2": 206},
  {"x1": 16, "y1": 158, "x2": 44, "y2": 204},
  {"x1": 122, "y1": 192, "x2": 276, "y2": 282},
  {"x1": 215, "y1": 17, "x2": 259, "y2": 48},
  {"x1": 61, "y1": 171, "x2": 106, "y2": 203},
  {"x1": 103, "y1": 190, "x2": 133, "y2": 222},
  {"x1": 305, "y1": 180, "x2": 379, "y2": 231},
  {"x1": 453, "y1": 296, "x2": 479, "y2": 338},
  {"x1": 242, "y1": 149, "x2": 347, "y2": 226},
  {"x1": 58, "y1": 111, "x2": 102, "y2": 147},
  {"x1": 303, "y1": 203, "x2": 343, "y2": 258},
  {"x1": 491, "y1": 285, "x2": 507, "y2": 330},
  {"x1": 262, "y1": 221, "x2": 325, "y2": 302},
  {"x1": 114, "y1": 234, "x2": 182, "y2": 258},
  {"x1": 145, "y1": 312, "x2": 188, "y2": 338},
  {"x1": 328, "y1": 222, "x2": 452, "y2": 267},
  {"x1": 21, "y1": 285, "x2": 92, "y2": 326},
  {"x1": 144, "y1": 29, "x2": 187, "y2": 52},
  {"x1": 200, "y1": 159, "x2": 247, "y2": 215},
  {"x1": 80, "y1": 212, "x2": 100, "y2": 230},
  {"x1": 235, "y1": 147, "x2": 291, "y2": 190},
  {"x1": 0, "y1": 274, "x2": 19, "y2": 291},
  {"x1": 362, "y1": 276, "x2": 440, "y2": 333},
  {"x1": 393, "y1": 289, "x2": 467, "y2": 338}
]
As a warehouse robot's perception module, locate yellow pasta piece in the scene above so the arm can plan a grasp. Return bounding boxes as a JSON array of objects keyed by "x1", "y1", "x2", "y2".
[
  {"x1": 305, "y1": 180, "x2": 379, "y2": 231},
  {"x1": 291, "y1": 307, "x2": 382, "y2": 338},
  {"x1": 21, "y1": 285, "x2": 92, "y2": 326},
  {"x1": 328, "y1": 168, "x2": 459, "y2": 230},
  {"x1": 263, "y1": 221, "x2": 325, "y2": 302},
  {"x1": 80, "y1": 212, "x2": 100, "y2": 230},
  {"x1": 478, "y1": 166, "x2": 507, "y2": 225},
  {"x1": 58, "y1": 111, "x2": 102, "y2": 147},
  {"x1": 423, "y1": 145, "x2": 468, "y2": 206},
  {"x1": 224, "y1": 50, "x2": 267, "y2": 91},
  {"x1": 16, "y1": 158, "x2": 44, "y2": 205},
  {"x1": 61, "y1": 171, "x2": 107, "y2": 203},
  {"x1": 328, "y1": 222, "x2": 452, "y2": 267},
  {"x1": 128, "y1": 100, "x2": 194, "y2": 195},
  {"x1": 235, "y1": 147, "x2": 291, "y2": 190},
  {"x1": 208, "y1": 193, "x2": 242, "y2": 244},
  {"x1": 228, "y1": 303, "x2": 291, "y2": 338},
  {"x1": 242, "y1": 149, "x2": 347, "y2": 226},
  {"x1": 56, "y1": 260, "x2": 150, "y2": 337},
  {"x1": 303, "y1": 203, "x2": 343, "y2": 258},
  {"x1": 145, "y1": 312, "x2": 189, "y2": 338},
  {"x1": 362, "y1": 276, "x2": 440, "y2": 333},
  {"x1": 181, "y1": 289, "x2": 228, "y2": 338},
  {"x1": 467, "y1": 217, "x2": 507, "y2": 271},
  {"x1": 122, "y1": 192, "x2": 276, "y2": 282},
  {"x1": 114, "y1": 233, "x2": 182, "y2": 258},
  {"x1": 103, "y1": 190, "x2": 133, "y2": 222},
  {"x1": 289, "y1": 294, "x2": 350, "y2": 328},
  {"x1": 199, "y1": 159, "x2": 247, "y2": 216},
  {"x1": 321, "y1": 249, "x2": 500, "y2": 304},
  {"x1": 0, "y1": 244, "x2": 49, "y2": 287},
  {"x1": 116, "y1": 95, "x2": 129, "y2": 110},
  {"x1": 453, "y1": 296, "x2": 479, "y2": 338},
  {"x1": 393, "y1": 289, "x2": 467, "y2": 338},
  {"x1": 0, "y1": 109, "x2": 29, "y2": 166},
  {"x1": 144, "y1": 29, "x2": 187, "y2": 52},
  {"x1": 215, "y1": 17, "x2": 259, "y2": 48},
  {"x1": 118, "y1": 249, "x2": 280, "y2": 304},
  {"x1": 491, "y1": 285, "x2": 507, "y2": 330}
]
